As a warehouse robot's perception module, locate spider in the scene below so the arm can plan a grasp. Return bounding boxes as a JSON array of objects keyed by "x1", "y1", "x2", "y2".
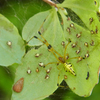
[
  {"x1": 32, "y1": 31, "x2": 83, "y2": 86},
  {"x1": 33, "y1": 31, "x2": 77, "y2": 76},
  {"x1": 27, "y1": 18, "x2": 82, "y2": 86}
]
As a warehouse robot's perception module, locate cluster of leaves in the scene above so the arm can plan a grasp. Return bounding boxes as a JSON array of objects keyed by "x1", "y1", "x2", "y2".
[{"x1": 0, "y1": 0, "x2": 100, "y2": 100}]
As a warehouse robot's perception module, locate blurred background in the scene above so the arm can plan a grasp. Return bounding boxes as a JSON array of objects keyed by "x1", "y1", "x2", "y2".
[{"x1": 0, "y1": 0, "x2": 100, "y2": 100}]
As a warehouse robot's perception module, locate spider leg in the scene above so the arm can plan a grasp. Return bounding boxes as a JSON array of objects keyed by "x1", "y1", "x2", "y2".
[
  {"x1": 44, "y1": 62, "x2": 59, "y2": 68},
  {"x1": 38, "y1": 31, "x2": 62, "y2": 57},
  {"x1": 32, "y1": 31, "x2": 63, "y2": 62},
  {"x1": 27, "y1": 14, "x2": 48, "y2": 43},
  {"x1": 27, "y1": 14, "x2": 63, "y2": 60},
  {"x1": 38, "y1": 15, "x2": 48, "y2": 32},
  {"x1": 64, "y1": 41, "x2": 71, "y2": 60},
  {"x1": 57, "y1": 71, "x2": 69, "y2": 88},
  {"x1": 63, "y1": 41, "x2": 81, "y2": 61}
]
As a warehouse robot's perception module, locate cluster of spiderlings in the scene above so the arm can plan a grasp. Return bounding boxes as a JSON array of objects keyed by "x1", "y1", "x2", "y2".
[
  {"x1": 90, "y1": 27, "x2": 98, "y2": 34},
  {"x1": 68, "y1": 10, "x2": 99, "y2": 80},
  {"x1": 34, "y1": 53, "x2": 52, "y2": 79},
  {"x1": 32, "y1": 14, "x2": 98, "y2": 83},
  {"x1": 33, "y1": 53, "x2": 42, "y2": 73},
  {"x1": 89, "y1": 2, "x2": 99, "y2": 33},
  {"x1": 66, "y1": 23, "x2": 87, "y2": 64},
  {"x1": 66, "y1": 23, "x2": 75, "y2": 34},
  {"x1": 89, "y1": 3, "x2": 99, "y2": 33},
  {"x1": 84, "y1": 40, "x2": 94, "y2": 48},
  {"x1": 66, "y1": 15, "x2": 97, "y2": 58},
  {"x1": 45, "y1": 67, "x2": 52, "y2": 79}
]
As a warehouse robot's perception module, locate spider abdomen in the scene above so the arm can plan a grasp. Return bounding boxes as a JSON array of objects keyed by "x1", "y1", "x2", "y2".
[{"x1": 64, "y1": 62, "x2": 76, "y2": 76}]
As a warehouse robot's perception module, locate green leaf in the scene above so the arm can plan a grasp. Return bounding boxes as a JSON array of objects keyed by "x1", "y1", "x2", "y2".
[
  {"x1": 12, "y1": 5, "x2": 100, "y2": 99},
  {"x1": 22, "y1": 10, "x2": 50, "y2": 46},
  {"x1": 0, "y1": 14, "x2": 25, "y2": 66}
]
